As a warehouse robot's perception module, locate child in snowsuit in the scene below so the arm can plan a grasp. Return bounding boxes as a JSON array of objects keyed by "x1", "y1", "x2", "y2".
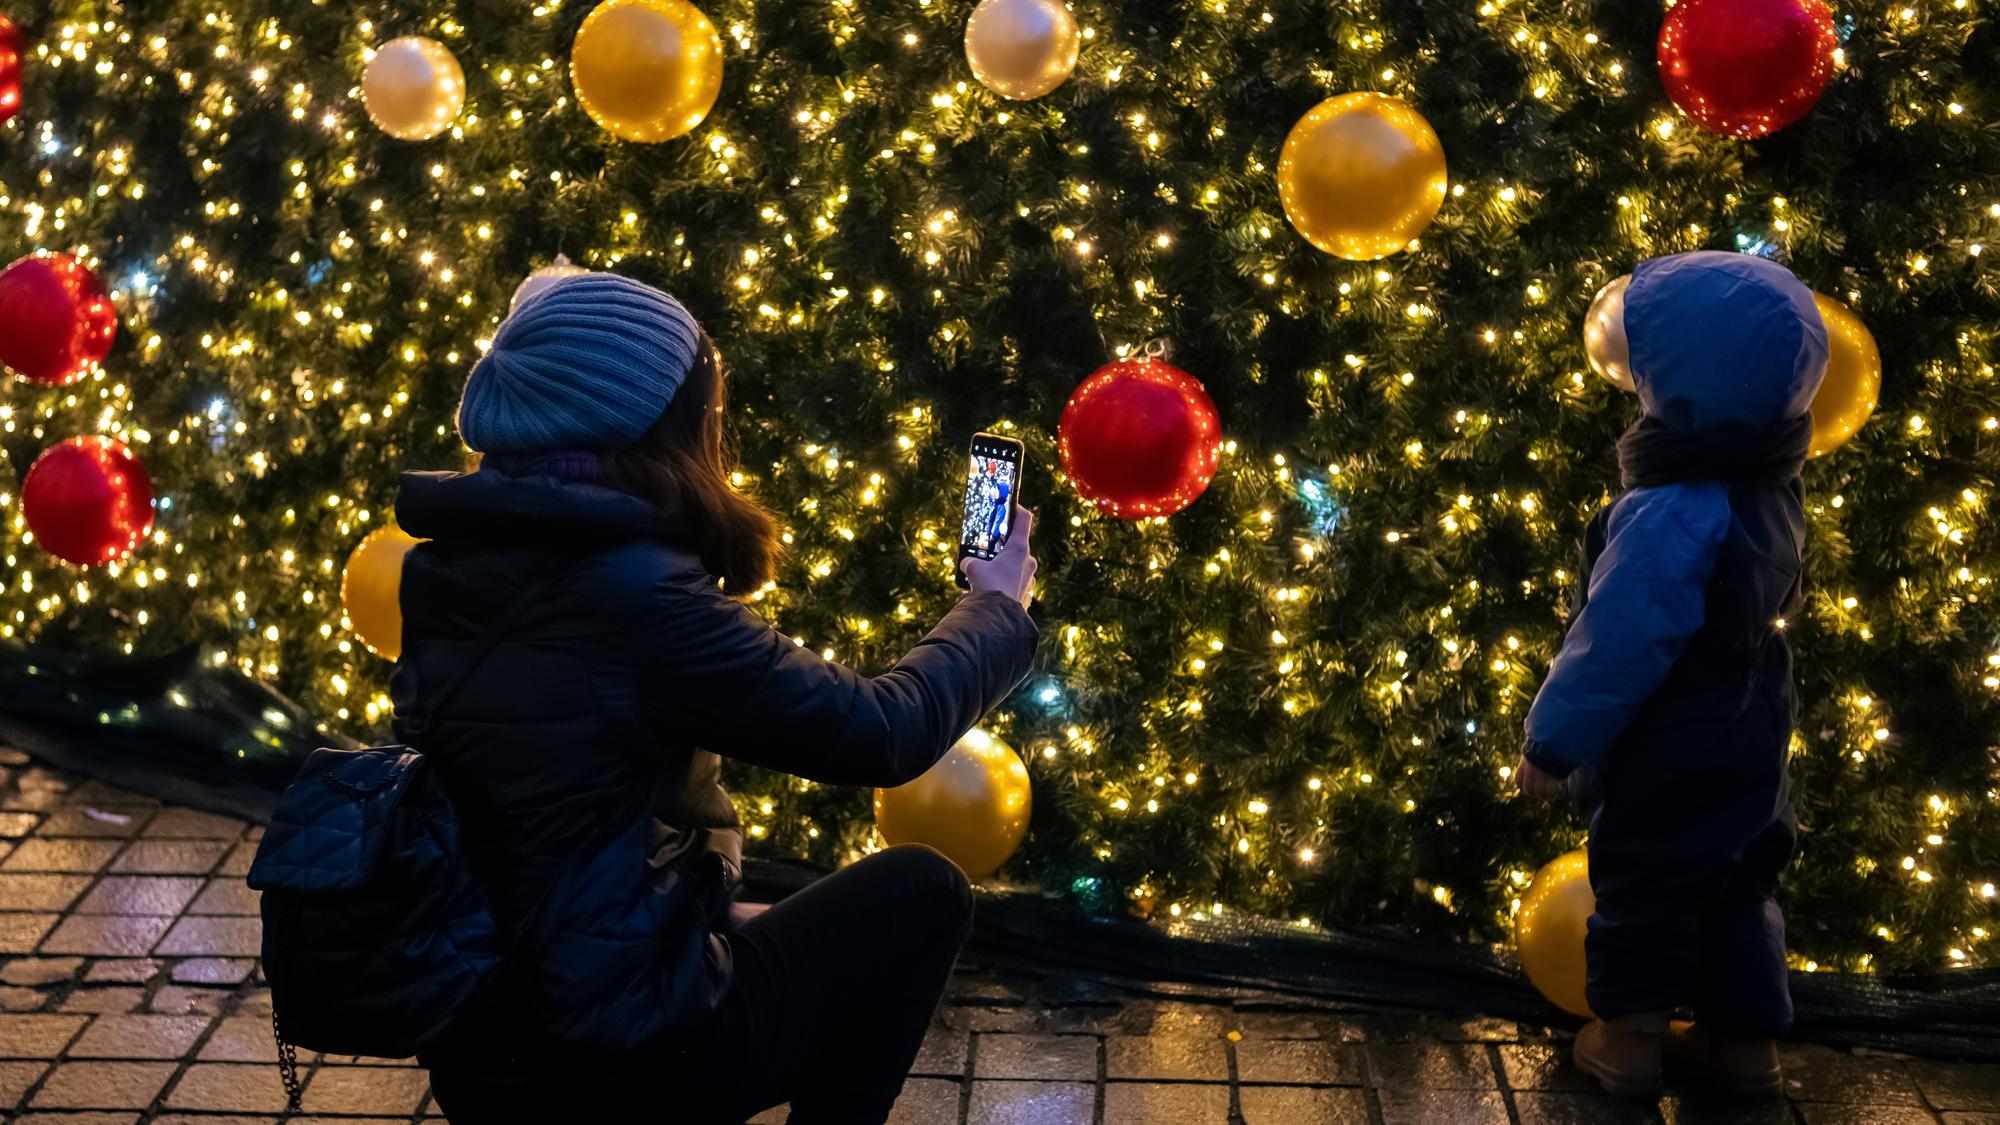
[
  {"x1": 987, "y1": 471, "x2": 1012, "y2": 546},
  {"x1": 1514, "y1": 251, "x2": 1829, "y2": 1097}
]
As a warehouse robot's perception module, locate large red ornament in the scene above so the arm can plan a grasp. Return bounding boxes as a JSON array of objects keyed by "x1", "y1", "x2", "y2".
[
  {"x1": 22, "y1": 436, "x2": 155, "y2": 566},
  {"x1": 0, "y1": 17, "x2": 22, "y2": 124},
  {"x1": 0, "y1": 254, "x2": 118, "y2": 386},
  {"x1": 1657, "y1": 0, "x2": 1838, "y2": 139},
  {"x1": 1058, "y1": 358, "x2": 1222, "y2": 520}
]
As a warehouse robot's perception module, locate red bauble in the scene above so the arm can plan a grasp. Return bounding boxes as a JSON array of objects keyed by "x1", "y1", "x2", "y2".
[
  {"x1": 1058, "y1": 358, "x2": 1222, "y2": 520},
  {"x1": 1658, "y1": 0, "x2": 1838, "y2": 139},
  {"x1": 0, "y1": 254, "x2": 117, "y2": 386},
  {"x1": 22, "y1": 437, "x2": 155, "y2": 566},
  {"x1": 0, "y1": 17, "x2": 21, "y2": 125}
]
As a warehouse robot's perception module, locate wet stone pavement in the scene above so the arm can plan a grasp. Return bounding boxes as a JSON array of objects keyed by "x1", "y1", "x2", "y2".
[{"x1": 0, "y1": 750, "x2": 1989, "y2": 1123}]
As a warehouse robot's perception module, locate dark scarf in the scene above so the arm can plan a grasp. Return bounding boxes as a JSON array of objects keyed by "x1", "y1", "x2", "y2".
[
  {"x1": 1616, "y1": 414, "x2": 1811, "y2": 489},
  {"x1": 482, "y1": 449, "x2": 607, "y2": 484},
  {"x1": 477, "y1": 448, "x2": 691, "y2": 537}
]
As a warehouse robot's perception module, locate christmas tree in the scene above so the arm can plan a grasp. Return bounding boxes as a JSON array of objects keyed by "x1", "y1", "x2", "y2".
[{"x1": 2, "y1": 0, "x2": 1996, "y2": 976}]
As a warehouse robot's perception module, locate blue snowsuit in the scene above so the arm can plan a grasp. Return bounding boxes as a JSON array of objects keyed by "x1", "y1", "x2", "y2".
[{"x1": 1525, "y1": 252, "x2": 1829, "y2": 1035}]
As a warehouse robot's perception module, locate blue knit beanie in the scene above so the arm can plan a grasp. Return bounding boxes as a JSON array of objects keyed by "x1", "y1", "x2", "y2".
[{"x1": 457, "y1": 272, "x2": 701, "y2": 453}]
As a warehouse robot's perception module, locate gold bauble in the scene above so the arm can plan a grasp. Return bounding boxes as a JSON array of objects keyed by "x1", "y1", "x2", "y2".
[
  {"x1": 1516, "y1": 850, "x2": 1595, "y2": 1019},
  {"x1": 341, "y1": 525, "x2": 422, "y2": 661},
  {"x1": 571, "y1": 0, "x2": 725, "y2": 143},
  {"x1": 1806, "y1": 292, "x2": 1882, "y2": 458},
  {"x1": 1277, "y1": 93, "x2": 1448, "y2": 261},
  {"x1": 362, "y1": 37, "x2": 466, "y2": 142},
  {"x1": 964, "y1": 0, "x2": 1080, "y2": 101},
  {"x1": 874, "y1": 728, "x2": 1032, "y2": 881},
  {"x1": 1583, "y1": 275, "x2": 1635, "y2": 392},
  {"x1": 509, "y1": 255, "x2": 593, "y2": 315}
]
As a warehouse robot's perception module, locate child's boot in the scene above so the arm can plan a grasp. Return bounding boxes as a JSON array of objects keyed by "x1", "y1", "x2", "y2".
[
  {"x1": 1574, "y1": 1012, "x2": 1668, "y2": 1097},
  {"x1": 1664, "y1": 1021, "x2": 1783, "y2": 1095},
  {"x1": 1709, "y1": 1036, "x2": 1782, "y2": 1094}
]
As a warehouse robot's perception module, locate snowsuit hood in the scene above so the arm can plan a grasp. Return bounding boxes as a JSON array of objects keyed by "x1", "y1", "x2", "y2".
[{"x1": 1625, "y1": 251, "x2": 1830, "y2": 434}]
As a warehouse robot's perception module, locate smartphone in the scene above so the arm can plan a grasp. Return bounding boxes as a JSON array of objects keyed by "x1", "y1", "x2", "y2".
[{"x1": 956, "y1": 432, "x2": 1026, "y2": 589}]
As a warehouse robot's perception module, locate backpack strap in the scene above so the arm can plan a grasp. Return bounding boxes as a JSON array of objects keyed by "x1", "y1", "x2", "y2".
[{"x1": 400, "y1": 555, "x2": 586, "y2": 741}]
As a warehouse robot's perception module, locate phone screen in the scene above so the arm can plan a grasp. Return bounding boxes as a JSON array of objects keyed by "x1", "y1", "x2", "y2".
[{"x1": 960, "y1": 435, "x2": 1023, "y2": 563}]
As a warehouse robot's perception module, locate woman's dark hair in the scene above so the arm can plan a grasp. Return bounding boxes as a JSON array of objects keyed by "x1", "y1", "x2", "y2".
[{"x1": 607, "y1": 333, "x2": 779, "y2": 594}]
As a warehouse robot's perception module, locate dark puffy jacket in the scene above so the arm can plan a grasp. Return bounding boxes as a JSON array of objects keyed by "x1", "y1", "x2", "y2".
[
  {"x1": 389, "y1": 467, "x2": 1039, "y2": 1049},
  {"x1": 1537, "y1": 478, "x2": 1805, "y2": 786}
]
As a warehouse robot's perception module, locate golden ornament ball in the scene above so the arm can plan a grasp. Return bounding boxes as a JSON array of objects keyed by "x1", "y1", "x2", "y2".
[
  {"x1": 1277, "y1": 93, "x2": 1448, "y2": 261},
  {"x1": 964, "y1": 0, "x2": 1080, "y2": 101},
  {"x1": 362, "y1": 37, "x2": 466, "y2": 142},
  {"x1": 875, "y1": 728, "x2": 1032, "y2": 881},
  {"x1": 341, "y1": 524, "x2": 422, "y2": 661},
  {"x1": 571, "y1": 0, "x2": 725, "y2": 143},
  {"x1": 509, "y1": 255, "x2": 593, "y2": 315},
  {"x1": 1583, "y1": 275, "x2": 1636, "y2": 392},
  {"x1": 1806, "y1": 292, "x2": 1882, "y2": 458},
  {"x1": 1516, "y1": 850, "x2": 1595, "y2": 1019}
]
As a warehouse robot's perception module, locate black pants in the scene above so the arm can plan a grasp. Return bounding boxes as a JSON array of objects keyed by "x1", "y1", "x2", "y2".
[
  {"x1": 426, "y1": 844, "x2": 974, "y2": 1124},
  {"x1": 1582, "y1": 746, "x2": 1797, "y2": 1037}
]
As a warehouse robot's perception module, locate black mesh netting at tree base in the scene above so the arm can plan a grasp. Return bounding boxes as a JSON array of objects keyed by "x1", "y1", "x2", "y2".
[{"x1": 3, "y1": 641, "x2": 1996, "y2": 1061}]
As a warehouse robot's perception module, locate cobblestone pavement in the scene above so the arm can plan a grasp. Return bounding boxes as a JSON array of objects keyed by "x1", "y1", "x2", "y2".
[{"x1": 0, "y1": 749, "x2": 1991, "y2": 1123}]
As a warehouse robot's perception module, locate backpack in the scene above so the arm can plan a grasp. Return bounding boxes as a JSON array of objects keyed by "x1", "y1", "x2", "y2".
[{"x1": 247, "y1": 561, "x2": 575, "y2": 1108}]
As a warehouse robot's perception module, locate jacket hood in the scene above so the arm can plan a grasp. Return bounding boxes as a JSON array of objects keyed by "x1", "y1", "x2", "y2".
[
  {"x1": 396, "y1": 468, "x2": 672, "y2": 545},
  {"x1": 1625, "y1": 251, "x2": 1829, "y2": 433}
]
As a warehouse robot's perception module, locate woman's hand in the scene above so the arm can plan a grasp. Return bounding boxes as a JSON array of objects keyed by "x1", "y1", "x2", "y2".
[{"x1": 962, "y1": 505, "x2": 1037, "y2": 608}]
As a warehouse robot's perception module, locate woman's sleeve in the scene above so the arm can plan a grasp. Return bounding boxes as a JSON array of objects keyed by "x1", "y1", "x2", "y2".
[
  {"x1": 638, "y1": 571, "x2": 1040, "y2": 787},
  {"x1": 1522, "y1": 483, "x2": 1731, "y2": 778}
]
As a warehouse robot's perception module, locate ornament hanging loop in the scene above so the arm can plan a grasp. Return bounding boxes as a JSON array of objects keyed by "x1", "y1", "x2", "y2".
[{"x1": 1140, "y1": 338, "x2": 1172, "y2": 362}]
